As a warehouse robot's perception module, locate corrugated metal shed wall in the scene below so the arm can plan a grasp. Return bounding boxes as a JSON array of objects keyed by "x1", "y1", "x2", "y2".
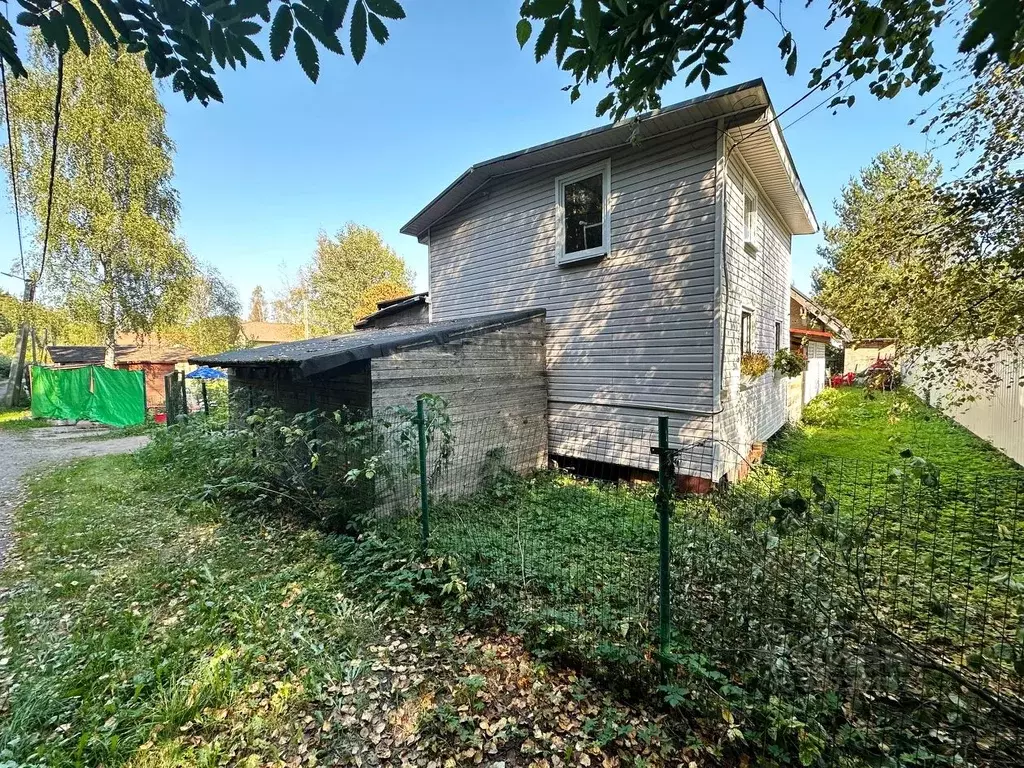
[
  {"x1": 428, "y1": 125, "x2": 721, "y2": 473},
  {"x1": 904, "y1": 340, "x2": 1024, "y2": 466}
]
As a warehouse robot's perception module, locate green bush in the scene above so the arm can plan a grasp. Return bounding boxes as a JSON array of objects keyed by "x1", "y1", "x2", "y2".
[
  {"x1": 0, "y1": 353, "x2": 11, "y2": 378},
  {"x1": 140, "y1": 407, "x2": 388, "y2": 531},
  {"x1": 800, "y1": 387, "x2": 845, "y2": 427}
]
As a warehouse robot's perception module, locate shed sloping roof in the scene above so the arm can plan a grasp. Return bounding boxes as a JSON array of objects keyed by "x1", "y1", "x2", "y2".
[
  {"x1": 401, "y1": 78, "x2": 816, "y2": 239},
  {"x1": 192, "y1": 309, "x2": 545, "y2": 378}
]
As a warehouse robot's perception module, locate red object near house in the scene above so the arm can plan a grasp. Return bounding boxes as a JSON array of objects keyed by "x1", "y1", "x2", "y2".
[{"x1": 154, "y1": 412, "x2": 167, "y2": 424}]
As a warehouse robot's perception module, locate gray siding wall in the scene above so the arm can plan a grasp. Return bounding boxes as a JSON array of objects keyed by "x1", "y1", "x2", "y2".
[
  {"x1": 371, "y1": 317, "x2": 548, "y2": 501},
  {"x1": 715, "y1": 150, "x2": 792, "y2": 479},
  {"x1": 428, "y1": 126, "x2": 720, "y2": 472}
]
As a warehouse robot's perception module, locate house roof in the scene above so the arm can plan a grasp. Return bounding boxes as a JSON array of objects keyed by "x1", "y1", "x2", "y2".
[
  {"x1": 47, "y1": 346, "x2": 111, "y2": 365},
  {"x1": 117, "y1": 344, "x2": 194, "y2": 364},
  {"x1": 354, "y1": 292, "x2": 429, "y2": 329},
  {"x1": 47, "y1": 344, "x2": 192, "y2": 366},
  {"x1": 239, "y1": 321, "x2": 303, "y2": 343},
  {"x1": 401, "y1": 78, "x2": 817, "y2": 240},
  {"x1": 790, "y1": 286, "x2": 852, "y2": 343},
  {"x1": 192, "y1": 309, "x2": 545, "y2": 378}
]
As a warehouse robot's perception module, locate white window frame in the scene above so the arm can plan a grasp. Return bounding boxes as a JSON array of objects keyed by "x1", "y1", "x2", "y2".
[
  {"x1": 743, "y1": 178, "x2": 759, "y2": 254},
  {"x1": 740, "y1": 308, "x2": 754, "y2": 356},
  {"x1": 555, "y1": 159, "x2": 612, "y2": 266}
]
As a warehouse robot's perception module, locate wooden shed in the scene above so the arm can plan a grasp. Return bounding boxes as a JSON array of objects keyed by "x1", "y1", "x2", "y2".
[{"x1": 190, "y1": 309, "x2": 549, "y2": 501}]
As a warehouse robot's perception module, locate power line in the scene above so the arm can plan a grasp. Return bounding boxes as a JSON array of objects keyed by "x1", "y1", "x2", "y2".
[
  {"x1": 32, "y1": 51, "x2": 64, "y2": 303},
  {"x1": 783, "y1": 80, "x2": 856, "y2": 132},
  {"x1": 1, "y1": 60, "x2": 25, "y2": 282}
]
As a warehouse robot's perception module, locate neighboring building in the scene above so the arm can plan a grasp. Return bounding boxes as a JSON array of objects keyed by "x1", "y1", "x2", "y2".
[
  {"x1": 239, "y1": 321, "x2": 304, "y2": 347},
  {"x1": 400, "y1": 79, "x2": 817, "y2": 483},
  {"x1": 191, "y1": 310, "x2": 549, "y2": 502},
  {"x1": 355, "y1": 292, "x2": 430, "y2": 329},
  {"x1": 789, "y1": 285, "x2": 851, "y2": 404},
  {"x1": 45, "y1": 342, "x2": 193, "y2": 411},
  {"x1": 845, "y1": 338, "x2": 897, "y2": 375}
]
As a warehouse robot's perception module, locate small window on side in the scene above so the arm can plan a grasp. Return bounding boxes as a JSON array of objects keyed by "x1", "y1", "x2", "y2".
[
  {"x1": 741, "y1": 310, "x2": 753, "y2": 356},
  {"x1": 556, "y1": 160, "x2": 611, "y2": 266},
  {"x1": 775, "y1": 321, "x2": 782, "y2": 351},
  {"x1": 743, "y1": 181, "x2": 759, "y2": 253}
]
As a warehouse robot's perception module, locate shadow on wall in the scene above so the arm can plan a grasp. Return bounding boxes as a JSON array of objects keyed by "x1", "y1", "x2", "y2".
[{"x1": 426, "y1": 127, "x2": 722, "y2": 475}]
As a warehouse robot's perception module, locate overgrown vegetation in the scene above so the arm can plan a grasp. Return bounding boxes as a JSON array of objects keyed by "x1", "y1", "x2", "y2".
[
  {"x1": 5, "y1": 389, "x2": 1023, "y2": 766},
  {"x1": 0, "y1": 451, "x2": 679, "y2": 766}
]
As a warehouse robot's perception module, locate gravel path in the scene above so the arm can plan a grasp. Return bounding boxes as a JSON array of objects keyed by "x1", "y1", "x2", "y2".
[{"x1": 0, "y1": 427, "x2": 150, "y2": 570}]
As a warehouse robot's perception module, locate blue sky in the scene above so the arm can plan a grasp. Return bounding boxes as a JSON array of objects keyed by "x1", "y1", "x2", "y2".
[{"x1": 1, "y1": 1, "x2": 963, "y2": 310}]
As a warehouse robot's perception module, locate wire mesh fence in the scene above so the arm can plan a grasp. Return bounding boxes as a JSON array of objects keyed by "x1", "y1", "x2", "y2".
[{"x1": 170, "y1": 391, "x2": 1024, "y2": 765}]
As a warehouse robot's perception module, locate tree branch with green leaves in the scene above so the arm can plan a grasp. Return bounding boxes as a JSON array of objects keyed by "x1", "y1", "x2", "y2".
[{"x1": 2, "y1": 0, "x2": 406, "y2": 104}]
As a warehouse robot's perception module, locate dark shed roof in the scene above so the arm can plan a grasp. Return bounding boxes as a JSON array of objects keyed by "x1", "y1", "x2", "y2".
[
  {"x1": 354, "y1": 292, "x2": 429, "y2": 329},
  {"x1": 47, "y1": 345, "x2": 109, "y2": 365},
  {"x1": 191, "y1": 309, "x2": 545, "y2": 378},
  {"x1": 47, "y1": 344, "x2": 192, "y2": 366}
]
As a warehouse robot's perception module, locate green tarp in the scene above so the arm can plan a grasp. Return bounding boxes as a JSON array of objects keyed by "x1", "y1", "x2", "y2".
[{"x1": 31, "y1": 365, "x2": 145, "y2": 427}]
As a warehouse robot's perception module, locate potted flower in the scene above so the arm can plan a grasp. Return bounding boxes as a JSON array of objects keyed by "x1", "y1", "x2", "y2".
[
  {"x1": 773, "y1": 349, "x2": 808, "y2": 378},
  {"x1": 740, "y1": 352, "x2": 771, "y2": 380}
]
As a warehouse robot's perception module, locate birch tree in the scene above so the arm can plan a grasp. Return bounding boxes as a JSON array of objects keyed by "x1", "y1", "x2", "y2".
[{"x1": 3, "y1": 32, "x2": 191, "y2": 367}]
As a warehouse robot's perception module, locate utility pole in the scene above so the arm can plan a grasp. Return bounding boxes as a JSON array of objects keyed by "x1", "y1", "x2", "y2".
[{"x1": 2, "y1": 274, "x2": 31, "y2": 408}]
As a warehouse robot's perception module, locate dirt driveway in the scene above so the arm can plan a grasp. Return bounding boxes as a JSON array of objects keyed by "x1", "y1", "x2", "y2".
[{"x1": 0, "y1": 427, "x2": 151, "y2": 570}]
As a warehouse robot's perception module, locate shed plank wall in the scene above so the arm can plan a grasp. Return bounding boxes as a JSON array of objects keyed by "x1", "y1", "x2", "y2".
[
  {"x1": 715, "y1": 149, "x2": 792, "y2": 480},
  {"x1": 428, "y1": 126, "x2": 721, "y2": 471},
  {"x1": 228, "y1": 363, "x2": 372, "y2": 414},
  {"x1": 371, "y1": 317, "x2": 549, "y2": 502}
]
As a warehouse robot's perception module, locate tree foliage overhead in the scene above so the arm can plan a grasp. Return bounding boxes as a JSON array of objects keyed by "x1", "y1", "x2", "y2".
[
  {"x1": 3, "y1": 32, "x2": 193, "y2": 350},
  {"x1": 2, "y1": 0, "x2": 406, "y2": 104},
  {"x1": 0, "y1": 0, "x2": 1018, "y2": 114},
  {"x1": 514, "y1": 0, "x2": 1019, "y2": 119}
]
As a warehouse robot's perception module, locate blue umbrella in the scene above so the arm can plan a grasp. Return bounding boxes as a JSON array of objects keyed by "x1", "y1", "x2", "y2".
[{"x1": 185, "y1": 365, "x2": 227, "y2": 380}]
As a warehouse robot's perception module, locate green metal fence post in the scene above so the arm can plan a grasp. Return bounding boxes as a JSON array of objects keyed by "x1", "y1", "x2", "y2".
[
  {"x1": 655, "y1": 416, "x2": 673, "y2": 662},
  {"x1": 416, "y1": 396, "x2": 430, "y2": 551}
]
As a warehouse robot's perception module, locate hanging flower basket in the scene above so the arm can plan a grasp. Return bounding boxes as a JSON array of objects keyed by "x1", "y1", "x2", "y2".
[{"x1": 773, "y1": 349, "x2": 808, "y2": 378}]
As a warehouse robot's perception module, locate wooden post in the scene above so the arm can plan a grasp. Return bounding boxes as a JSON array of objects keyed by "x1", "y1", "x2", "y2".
[{"x1": 202, "y1": 380, "x2": 209, "y2": 415}]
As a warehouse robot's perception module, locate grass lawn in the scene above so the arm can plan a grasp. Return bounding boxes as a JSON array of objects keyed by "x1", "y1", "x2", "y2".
[
  {"x1": 767, "y1": 386, "x2": 1024, "y2": 479},
  {"x1": 0, "y1": 407, "x2": 48, "y2": 431},
  {"x1": 0, "y1": 454, "x2": 674, "y2": 767}
]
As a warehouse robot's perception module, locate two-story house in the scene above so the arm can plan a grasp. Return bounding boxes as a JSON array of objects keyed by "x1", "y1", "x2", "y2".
[{"x1": 402, "y1": 79, "x2": 817, "y2": 484}]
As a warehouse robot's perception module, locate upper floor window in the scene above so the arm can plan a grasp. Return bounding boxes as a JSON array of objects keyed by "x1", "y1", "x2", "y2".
[
  {"x1": 775, "y1": 321, "x2": 782, "y2": 350},
  {"x1": 556, "y1": 160, "x2": 611, "y2": 266},
  {"x1": 743, "y1": 179, "x2": 759, "y2": 253}
]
